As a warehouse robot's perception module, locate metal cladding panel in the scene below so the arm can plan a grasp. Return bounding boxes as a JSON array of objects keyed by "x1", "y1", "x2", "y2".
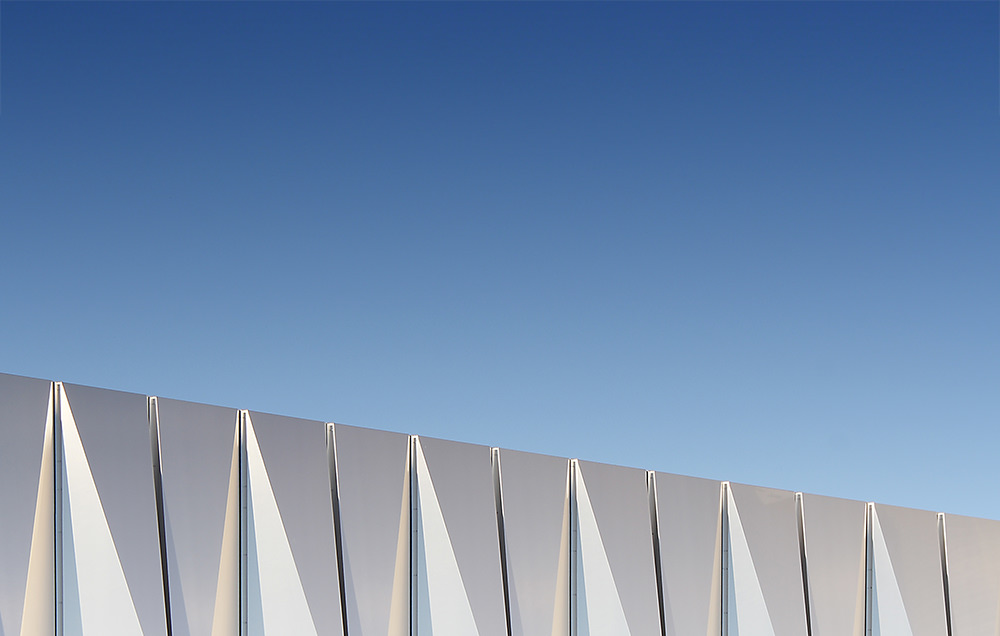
[
  {"x1": 653, "y1": 472, "x2": 723, "y2": 636},
  {"x1": 246, "y1": 411, "x2": 343, "y2": 636},
  {"x1": 872, "y1": 503, "x2": 947, "y2": 636},
  {"x1": 728, "y1": 482, "x2": 807, "y2": 636},
  {"x1": 415, "y1": 436, "x2": 507, "y2": 636},
  {"x1": 575, "y1": 460, "x2": 660, "y2": 636},
  {"x1": 60, "y1": 383, "x2": 167, "y2": 636},
  {"x1": 155, "y1": 397, "x2": 239, "y2": 636},
  {"x1": 799, "y1": 493, "x2": 866, "y2": 636},
  {"x1": 0, "y1": 374, "x2": 51, "y2": 636},
  {"x1": 333, "y1": 424, "x2": 411, "y2": 636},
  {"x1": 943, "y1": 513, "x2": 1000, "y2": 636},
  {"x1": 497, "y1": 448, "x2": 571, "y2": 636}
]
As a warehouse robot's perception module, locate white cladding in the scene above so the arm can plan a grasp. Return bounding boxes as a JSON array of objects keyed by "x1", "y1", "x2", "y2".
[
  {"x1": 942, "y1": 513, "x2": 1000, "y2": 636},
  {"x1": 799, "y1": 493, "x2": 867, "y2": 636},
  {"x1": 0, "y1": 374, "x2": 52, "y2": 636},
  {"x1": 496, "y1": 449, "x2": 570, "y2": 636},
  {"x1": 0, "y1": 373, "x2": 993, "y2": 636},
  {"x1": 653, "y1": 472, "x2": 723, "y2": 636}
]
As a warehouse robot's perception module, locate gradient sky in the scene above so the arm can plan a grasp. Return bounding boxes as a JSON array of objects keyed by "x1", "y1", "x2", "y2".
[{"x1": 1, "y1": 1, "x2": 998, "y2": 518}]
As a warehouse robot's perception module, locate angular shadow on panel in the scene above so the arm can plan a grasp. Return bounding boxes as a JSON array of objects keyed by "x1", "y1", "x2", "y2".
[
  {"x1": 869, "y1": 504, "x2": 947, "y2": 636},
  {"x1": 0, "y1": 374, "x2": 53, "y2": 636},
  {"x1": 332, "y1": 424, "x2": 411, "y2": 636},
  {"x1": 652, "y1": 472, "x2": 723, "y2": 636},
  {"x1": 941, "y1": 513, "x2": 1000, "y2": 636},
  {"x1": 799, "y1": 493, "x2": 866, "y2": 636},
  {"x1": 495, "y1": 448, "x2": 570, "y2": 636},
  {"x1": 574, "y1": 460, "x2": 660, "y2": 636},
  {"x1": 413, "y1": 436, "x2": 507, "y2": 636},
  {"x1": 59, "y1": 382, "x2": 167, "y2": 636},
  {"x1": 725, "y1": 483, "x2": 806, "y2": 636}
]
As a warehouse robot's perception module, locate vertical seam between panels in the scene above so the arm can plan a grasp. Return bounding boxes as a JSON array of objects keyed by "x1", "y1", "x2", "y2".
[
  {"x1": 648, "y1": 472, "x2": 667, "y2": 636},
  {"x1": 493, "y1": 448, "x2": 513, "y2": 636},
  {"x1": 149, "y1": 397, "x2": 173, "y2": 636},
  {"x1": 410, "y1": 436, "x2": 418, "y2": 636},
  {"x1": 328, "y1": 423, "x2": 350, "y2": 636},
  {"x1": 54, "y1": 382, "x2": 63, "y2": 636},
  {"x1": 569, "y1": 460, "x2": 578, "y2": 636},
  {"x1": 240, "y1": 411, "x2": 248, "y2": 636},
  {"x1": 796, "y1": 493, "x2": 813, "y2": 636},
  {"x1": 939, "y1": 513, "x2": 953, "y2": 636},
  {"x1": 865, "y1": 504, "x2": 874, "y2": 636},
  {"x1": 721, "y1": 482, "x2": 730, "y2": 636}
]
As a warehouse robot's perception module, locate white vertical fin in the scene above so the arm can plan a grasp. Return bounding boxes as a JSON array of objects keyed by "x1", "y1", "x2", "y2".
[
  {"x1": 243, "y1": 414, "x2": 318, "y2": 636},
  {"x1": 387, "y1": 448, "x2": 411, "y2": 636},
  {"x1": 574, "y1": 469, "x2": 630, "y2": 636},
  {"x1": 550, "y1": 464, "x2": 571, "y2": 636},
  {"x1": 210, "y1": 422, "x2": 241, "y2": 636},
  {"x1": 870, "y1": 508, "x2": 912, "y2": 636},
  {"x1": 59, "y1": 389, "x2": 143, "y2": 635},
  {"x1": 726, "y1": 494, "x2": 774, "y2": 636},
  {"x1": 20, "y1": 391, "x2": 55, "y2": 636},
  {"x1": 413, "y1": 438, "x2": 480, "y2": 636}
]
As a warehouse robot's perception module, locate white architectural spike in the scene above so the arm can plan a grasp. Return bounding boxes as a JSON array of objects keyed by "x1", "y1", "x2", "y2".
[
  {"x1": 244, "y1": 414, "x2": 318, "y2": 636},
  {"x1": 414, "y1": 439, "x2": 480, "y2": 636},
  {"x1": 20, "y1": 393, "x2": 55, "y2": 636},
  {"x1": 210, "y1": 424, "x2": 241, "y2": 636},
  {"x1": 870, "y1": 508, "x2": 912, "y2": 636},
  {"x1": 574, "y1": 469, "x2": 630, "y2": 636},
  {"x1": 58, "y1": 390, "x2": 143, "y2": 635},
  {"x1": 726, "y1": 493, "x2": 775, "y2": 636}
]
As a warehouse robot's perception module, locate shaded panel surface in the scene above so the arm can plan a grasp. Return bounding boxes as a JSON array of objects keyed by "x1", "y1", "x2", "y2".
[
  {"x1": 654, "y1": 472, "x2": 722, "y2": 636},
  {"x1": 576, "y1": 460, "x2": 660, "y2": 636},
  {"x1": 728, "y1": 483, "x2": 806, "y2": 636},
  {"x1": 61, "y1": 383, "x2": 167, "y2": 636},
  {"x1": 498, "y1": 448, "x2": 570, "y2": 636},
  {"x1": 944, "y1": 513, "x2": 1000, "y2": 636},
  {"x1": 155, "y1": 397, "x2": 238, "y2": 636},
  {"x1": 0, "y1": 374, "x2": 51, "y2": 636},
  {"x1": 247, "y1": 411, "x2": 342, "y2": 636},
  {"x1": 872, "y1": 503, "x2": 947, "y2": 636},
  {"x1": 334, "y1": 424, "x2": 411, "y2": 636},
  {"x1": 800, "y1": 493, "x2": 866, "y2": 636},
  {"x1": 415, "y1": 436, "x2": 507, "y2": 636}
]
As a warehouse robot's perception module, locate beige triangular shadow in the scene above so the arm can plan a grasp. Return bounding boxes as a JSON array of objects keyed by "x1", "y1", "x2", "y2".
[
  {"x1": 387, "y1": 443, "x2": 411, "y2": 636},
  {"x1": 575, "y1": 468, "x2": 630, "y2": 636},
  {"x1": 413, "y1": 438, "x2": 479, "y2": 635},
  {"x1": 58, "y1": 388, "x2": 143, "y2": 635},
  {"x1": 549, "y1": 464, "x2": 571, "y2": 636},
  {"x1": 210, "y1": 422, "x2": 241, "y2": 636},
  {"x1": 726, "y1": 492, "x2": 774, "y2": 636},
  {"x1": 243, "y1": 414, "x2": 317, "y2": 635},
  {"x1": 870, "y1": 508, "x2": 912, "y2": 636},
  {"x1": 19, "y1": 391, "x2": 55, "y2": 636}
]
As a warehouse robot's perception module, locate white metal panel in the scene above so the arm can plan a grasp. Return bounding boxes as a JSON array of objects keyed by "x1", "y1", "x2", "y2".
[
  {"x1": 0, "y1": 374, "x2": 52, "y2": 636},
  {"x1": 247, "y1": 411, "x2": 342, "y2": 636},
  {"x1": 799, "y1": 493, "x2": 866, "y2": 636},
  {"x1": 727, "y1": 483, "x2": 807, "y2": 636},
  {"x1": 871, "y1": 503, "x2": 947, "y2": 636},
  {"x1": 497, "y1": 449, "x2": 570, "y2": 636},
  {"x1": 653, "y1": 472, "x2": 722, "y2": 636},
  {"x1": 414, "y1": 436, "x2": 507, "y2": 636},
  {"x1": 333, "y1": 424, "x2": 411, "y2": 636},
  {"x1": 575, "y1": 460, "x2": 660, "y2": 636},
  {"x1": 60, "y1": 383, "x2": 167, "y2": 636},
  {"x1": 155, "y1": 397, "x2": 239, "y2": 636},
  {"x1": 943, "y1": 513, "x2": 1000, "y2": 636}
]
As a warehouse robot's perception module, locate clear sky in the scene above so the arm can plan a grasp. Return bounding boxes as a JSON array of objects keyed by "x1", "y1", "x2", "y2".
[{"x1": 1, "y1": 1, "x2": 997, "y2": 518}]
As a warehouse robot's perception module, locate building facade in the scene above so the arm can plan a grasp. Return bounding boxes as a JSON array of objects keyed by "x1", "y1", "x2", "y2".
[{"x1": 1, "y1": 372, "x2": 997, "y2": 636}]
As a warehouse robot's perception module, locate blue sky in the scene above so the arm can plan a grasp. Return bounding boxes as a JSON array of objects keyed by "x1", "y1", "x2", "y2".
[{"x1": 1, "y1": 1, "x2": 998, "y2": 518}]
